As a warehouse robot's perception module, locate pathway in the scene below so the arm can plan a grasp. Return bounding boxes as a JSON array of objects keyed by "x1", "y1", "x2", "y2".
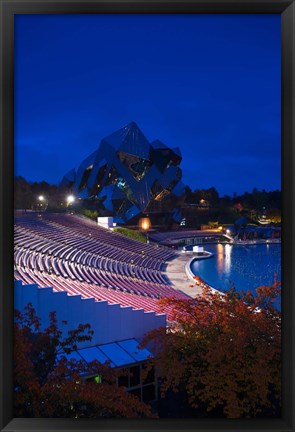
[{"x1": 163, "y1": 252, "x2": 203, "y2": 298}]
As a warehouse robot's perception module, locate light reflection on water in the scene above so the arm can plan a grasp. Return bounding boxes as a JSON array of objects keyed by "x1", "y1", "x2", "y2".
[{"x1": 191, "y1": 243, "x2": 281, "y2": 294}]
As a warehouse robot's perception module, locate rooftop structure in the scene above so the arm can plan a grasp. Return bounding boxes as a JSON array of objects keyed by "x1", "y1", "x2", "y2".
[{"x1": 61, "y1": 122, "x2": 185, "y2": 223}]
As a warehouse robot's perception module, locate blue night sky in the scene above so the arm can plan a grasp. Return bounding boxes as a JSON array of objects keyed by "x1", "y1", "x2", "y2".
[{"x1": 14, "y1": 14, "x2": 281, "y2": 197}]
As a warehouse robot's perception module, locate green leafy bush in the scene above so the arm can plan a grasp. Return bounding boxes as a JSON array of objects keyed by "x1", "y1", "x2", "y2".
[{"x1": 114, "y1": 227, "x2": 146, "y2": 243}]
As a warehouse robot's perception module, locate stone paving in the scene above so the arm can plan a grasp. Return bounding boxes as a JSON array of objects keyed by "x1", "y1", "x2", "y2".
[{"x1": 163, "y1": 252, "x2": 203, "y2": 298}]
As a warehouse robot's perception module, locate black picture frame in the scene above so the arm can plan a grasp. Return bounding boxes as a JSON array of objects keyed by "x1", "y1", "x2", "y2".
[{"x1": 1, "y1": 1, "x2": 294, "y2": 431}]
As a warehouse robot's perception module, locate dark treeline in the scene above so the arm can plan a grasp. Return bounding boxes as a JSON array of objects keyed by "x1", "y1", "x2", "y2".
[
  {"x1": 14, "y1": 177, "x2": 281, "y2": 226},
  {"x1": 184, "y1": 186, "x2": 281, "y2": 211},
  {"x1": 182, "y1": 186, "x2": 281, "y2": 227},
  {"x1": 14, "y1": 176, "x2": 67, "y2": 211}
]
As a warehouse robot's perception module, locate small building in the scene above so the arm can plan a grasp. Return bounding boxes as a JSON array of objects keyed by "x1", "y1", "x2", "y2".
[
  {"x1": 58, "y1": 338, "x2": 157, "y2": 404},
  {"x1": 193, "y1": 245, "x2": 204, "y2": 254},
  {"x1": 97, "y1": 216, "x2": 115, "y2": 229}
]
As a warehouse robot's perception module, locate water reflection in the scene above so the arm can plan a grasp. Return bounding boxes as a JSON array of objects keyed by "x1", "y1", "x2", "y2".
[
  {"x1": 216, "y1": 244, "x2": 223, "y2": 276},
  {"x1": 191, "y1": 243, "x2": 281, "y2": 295},
  {"x1": 224, "y1": 244, "x2": 232, "y2": 276},
  {"x1": 216, "y1": 244, "x2": 232, "y2": 277}
]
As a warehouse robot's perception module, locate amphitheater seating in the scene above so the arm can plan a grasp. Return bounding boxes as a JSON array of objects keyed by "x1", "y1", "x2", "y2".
[{"x1": 14, "y1": 213, "x2": 190, "y2": 320}]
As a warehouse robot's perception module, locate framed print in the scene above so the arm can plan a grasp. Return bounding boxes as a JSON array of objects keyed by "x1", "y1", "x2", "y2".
[{"x1": 1, "y1": 1, "x2": 294, "y2": 431}]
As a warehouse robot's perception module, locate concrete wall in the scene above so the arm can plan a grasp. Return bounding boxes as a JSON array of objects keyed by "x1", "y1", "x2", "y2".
[{"x1": 14, "y1": 280, "x2": 166, "y2": 348}]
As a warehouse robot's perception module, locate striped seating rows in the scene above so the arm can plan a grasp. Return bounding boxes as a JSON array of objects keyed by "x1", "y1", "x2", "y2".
[
  {"x1": 14, "y1": 213, "x2": 190, "y2": 318},
  {"x1": 14, "y1": 245, "x2": 183, "y2": 299},
  {"x1": 16, "y1": 213, "x2": 176, "y2": 263},
  {"x1": 14, "y1": 265, "x2": 176, "y2": 319},
  {"x1": 14, "y1": 231, "x2": 168, "y2": 287}
]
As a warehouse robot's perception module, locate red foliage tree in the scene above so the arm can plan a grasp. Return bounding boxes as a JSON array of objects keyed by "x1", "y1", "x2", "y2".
[
  {"x1": 14, "y1": 303, "x2": 154, "y2": 418},
  {"x1": 141, "y1": 281, "x2": 281, "y2": 418}
]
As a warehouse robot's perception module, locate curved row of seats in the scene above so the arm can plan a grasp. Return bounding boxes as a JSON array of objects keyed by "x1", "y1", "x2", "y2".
[
  {"x1": 14, "y1": 227, "x2": 169, "y2": 286},
  {"x1": 15, "y1": 222, "x2": 173, "y2": 272},
  {"x1": 14, "y1": 213, "x2": 190, "y2": 318},
  {"x1": 16, "y1": 213, "x2": 176, "y2": 264},
  {"x1": 14, "y1": 264, "x2": 177, "y2": 319},
  {"x1": 14, "y1": 245, "x2": 183, "y2": 299},
  {"x1": 46, "y1": 213, "x2": 175, "y2": 259}
]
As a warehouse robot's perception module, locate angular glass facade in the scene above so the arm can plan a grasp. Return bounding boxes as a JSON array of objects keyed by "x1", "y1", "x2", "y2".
[{"x1": 61, "y1": 122, "x2": 184, "y2": 222}]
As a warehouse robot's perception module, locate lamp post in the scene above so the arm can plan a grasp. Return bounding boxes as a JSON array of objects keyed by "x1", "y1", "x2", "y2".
[
  {"x1": 37, "y1": 195, "x2": 47, "y2": 215},
  {"x1": 66, "y1": 194, "x2": 75, "y2": 213},
  {"x1": 139, "y1": 216, "x2": 151, "y2": 244}
]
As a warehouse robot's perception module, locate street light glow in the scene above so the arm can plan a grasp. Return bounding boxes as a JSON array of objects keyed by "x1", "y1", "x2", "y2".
[
  {"x1": 142, "y1": 221, "x2": 149, "y2": 230},
  {"x1": 38, "y1": 195, "x2": 44, "y2": 201},
  {"x1": 139, "y1": 217, "x2": 151, "y2": 232},
  {"x1": 67, "y1": 195, "x2": 75, "y2": 204}
]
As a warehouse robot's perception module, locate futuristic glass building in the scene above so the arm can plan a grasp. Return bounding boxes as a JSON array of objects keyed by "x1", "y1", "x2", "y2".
[{"x1": 61, "y1": 122, "x2": 185, "y2": 223}]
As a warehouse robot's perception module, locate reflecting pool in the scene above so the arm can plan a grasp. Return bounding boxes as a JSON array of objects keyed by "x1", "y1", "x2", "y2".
[{"x1": 190, "y1": 243, "x2": 281, "y2": 294}]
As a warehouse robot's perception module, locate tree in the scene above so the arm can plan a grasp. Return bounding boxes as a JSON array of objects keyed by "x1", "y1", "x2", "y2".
[
  {"x1": 184, "y1": 185, "x2": 193, "y2": 203},
  {"x1": 14, "y1": 176, "x2": 34, "y2": 211},
  {"x1": 141, "y1": 282, "x2": 281, "y2": 418},
  {"x1": 14, "y1": 304, "x2": 154, "y2": 418}
]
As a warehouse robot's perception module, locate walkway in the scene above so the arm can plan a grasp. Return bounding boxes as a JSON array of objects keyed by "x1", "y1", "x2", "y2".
[
  {"x1": 150, "y1": 229, "x2": 226, "y2": 245},
  {"x1": 163, "y1": 252, "x2": 203, "y2": 298}
]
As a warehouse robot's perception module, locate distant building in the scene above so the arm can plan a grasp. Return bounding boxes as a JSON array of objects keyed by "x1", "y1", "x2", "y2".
[{"x1": 61, "y1": 122, "x2": 185, "y2": 223}]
